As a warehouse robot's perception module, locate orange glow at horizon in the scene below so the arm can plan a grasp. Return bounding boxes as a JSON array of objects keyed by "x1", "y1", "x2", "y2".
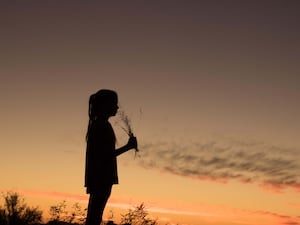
[{"x1": 1, "y1": 184, "x2": 299, "y2": 225}]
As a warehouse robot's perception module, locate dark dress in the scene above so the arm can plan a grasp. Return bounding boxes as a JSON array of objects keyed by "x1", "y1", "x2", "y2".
[{"x1": 85, "y1": 119, "x2": 118, "y2": 193}]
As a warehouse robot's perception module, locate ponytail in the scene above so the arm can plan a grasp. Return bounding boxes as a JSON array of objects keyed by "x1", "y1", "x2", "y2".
[{"x1": 86, "y1": 94, "x2": 96, "y2": 142}]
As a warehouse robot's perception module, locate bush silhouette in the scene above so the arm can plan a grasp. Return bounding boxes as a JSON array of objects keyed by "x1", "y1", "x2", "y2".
[
  {"x1": 120, "y1": 203, "x2": 157, "y2": 225},
  {"x1": 0, "y1": 192, "x2": 170, "y2": 225},
  {"x1": 0, "y1": 192, "x2": 42, "y2": 225},
  {"x1": 47, "y1": 201, "x2": 86, "y2": 225}
]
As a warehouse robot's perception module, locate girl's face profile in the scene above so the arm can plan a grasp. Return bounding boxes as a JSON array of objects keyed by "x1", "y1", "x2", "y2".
[
  {"x1": 107, "y1": 97, "x2": 118, "y2": 117},
  {"x1": 111, "y1": 101, "x2": 119, "y2": 116}
]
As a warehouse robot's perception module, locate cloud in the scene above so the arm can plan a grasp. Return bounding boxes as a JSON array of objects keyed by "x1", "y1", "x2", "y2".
[
  {"x1": 17, "y1": 190, "x2": 88, "y2": 202},
  {"x1": 137, "y1": 137, "x2": 300, "y2": 191},
  {"x1": 288, "y1": 203, "x2": 300, "y2": 209}
]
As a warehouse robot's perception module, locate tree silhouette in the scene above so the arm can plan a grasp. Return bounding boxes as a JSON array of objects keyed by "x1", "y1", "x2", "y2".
[{"x1": 0, "y1": 192, "x2": 42, "y2": 225}]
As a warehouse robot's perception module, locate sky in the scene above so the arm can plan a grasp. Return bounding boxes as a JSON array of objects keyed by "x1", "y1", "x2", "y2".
[{"x1": 1, "y1": 1, "x2": 300, "y2": 225}]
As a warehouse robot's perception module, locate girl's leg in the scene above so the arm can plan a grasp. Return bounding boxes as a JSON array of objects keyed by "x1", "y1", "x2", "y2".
[{"x1": 86, "y1": 186, "x2": 112, "y2": 225}]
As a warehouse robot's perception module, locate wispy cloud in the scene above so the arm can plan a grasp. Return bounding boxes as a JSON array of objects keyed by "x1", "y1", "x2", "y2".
[
  {"x1": 0, "y1": 189, "x2": 212, "y2": 217},
  {"x1": 138, "y1": 137, "x2": 300, "y2": 192},
  {"x1": 17, "y1": 190, "x2": 88, "y2": 202}
]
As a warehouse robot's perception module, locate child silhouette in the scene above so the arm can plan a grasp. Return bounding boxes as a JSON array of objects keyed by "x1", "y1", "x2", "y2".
[{"x1": 85, "y1": 89, "x2": 137, "y2": 225}]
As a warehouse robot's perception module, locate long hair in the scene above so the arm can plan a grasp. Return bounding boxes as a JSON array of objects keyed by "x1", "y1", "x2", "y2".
[{"x1": 86, "y1": 89, "x2": 118, "y2": 142}]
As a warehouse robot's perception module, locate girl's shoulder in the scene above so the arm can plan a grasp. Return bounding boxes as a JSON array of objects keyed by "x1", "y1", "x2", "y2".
[
  {"x1": 93, "y1": 119, "x2": 113, "y2": 133},
  {"x1": 88, "y1": 120, "x2": 111, "y2": 141},
  {"x1": 91, "y1": 119, "x2": 115, "y2": 141},
  {"x1": 95, "y1": 119, "x2": 110, "y2": 127}
]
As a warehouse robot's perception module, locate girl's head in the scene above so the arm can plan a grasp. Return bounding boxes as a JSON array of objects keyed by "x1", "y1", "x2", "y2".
[{"x1": 88, "y1": 89, "x2": 119, "y2": 119}]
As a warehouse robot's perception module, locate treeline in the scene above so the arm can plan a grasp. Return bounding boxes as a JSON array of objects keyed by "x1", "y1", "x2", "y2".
[{"x1": 0, "y1": 192, "x2": 158, "y2": 225}]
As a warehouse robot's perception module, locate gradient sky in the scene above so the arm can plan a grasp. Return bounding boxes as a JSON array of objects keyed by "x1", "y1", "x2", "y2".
[{"x1": 1, "y1": 1, "x2": 300, "y2": 225}]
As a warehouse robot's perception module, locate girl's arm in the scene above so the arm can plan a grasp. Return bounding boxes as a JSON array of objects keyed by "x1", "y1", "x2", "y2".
[{"x1": 114, "y1": 136, "x2": 137, "y2": 157}]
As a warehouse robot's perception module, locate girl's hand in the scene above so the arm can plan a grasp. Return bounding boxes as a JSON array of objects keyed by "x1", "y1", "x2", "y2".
[{"x1": 127, "y1": 136, "x2": 138, "y2": 150}]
